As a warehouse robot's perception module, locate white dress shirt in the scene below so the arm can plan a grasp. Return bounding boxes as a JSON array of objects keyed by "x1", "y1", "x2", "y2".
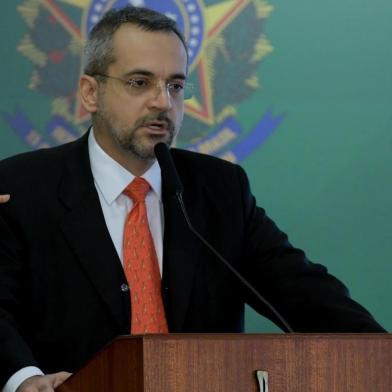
[
  {"x1": 2, "y1": 129, "x2": 164, "y2": 392},
  {"x1": 88, "y1": 129, "x2": 164, "y2": 273}
]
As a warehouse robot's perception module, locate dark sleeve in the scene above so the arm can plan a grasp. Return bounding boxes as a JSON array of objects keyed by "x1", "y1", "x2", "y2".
[
  {"x1": 0, "y1": 196, "x2": 39, "y2": 387},
  {"x1": 236, "y1": 165, "x2": 386, "y2": 332}
]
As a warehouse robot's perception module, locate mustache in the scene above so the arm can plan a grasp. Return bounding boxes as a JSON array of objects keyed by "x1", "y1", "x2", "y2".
[{"x1": 135, "y1": 112, "x2": 175, "y2": 131}]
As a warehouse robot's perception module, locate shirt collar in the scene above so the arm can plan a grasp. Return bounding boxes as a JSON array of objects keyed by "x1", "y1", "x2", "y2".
[{"x1": 88, "y1": 128, "x2": 162, "y2": 205}]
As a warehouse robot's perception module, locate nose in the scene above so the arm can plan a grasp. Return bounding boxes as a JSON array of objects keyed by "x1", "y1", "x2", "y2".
[{"x1": 147, "y1": 82, "x2": 173, "y2": 111}]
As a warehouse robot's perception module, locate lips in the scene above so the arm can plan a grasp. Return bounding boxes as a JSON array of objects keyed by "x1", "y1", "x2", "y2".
[{"x1": 143, "y1": 121, "x2": 169, "y2": 132}]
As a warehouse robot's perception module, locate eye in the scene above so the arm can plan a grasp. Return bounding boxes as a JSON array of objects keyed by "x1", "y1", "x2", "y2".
[
  {"x1": 168, "y1": 81, "x2": 185, "y2": 93},
  {"x1": 127, "y1": 78, "x2": 150, "y2": 89}
]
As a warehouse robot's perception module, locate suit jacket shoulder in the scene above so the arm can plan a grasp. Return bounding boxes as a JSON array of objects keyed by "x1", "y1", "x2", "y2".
[{"x1": 0, "y1": 132, "x2": 90, "y2": 194}]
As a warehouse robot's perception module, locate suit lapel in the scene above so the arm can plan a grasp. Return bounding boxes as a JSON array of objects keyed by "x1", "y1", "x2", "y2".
[
  {"x1": 58, "y1": 133, "x2": 129, "y2": 331},
  {"x1": 161, "y1": 151, "x2": 209, "y2": 332},
  {"x1": 55, "y1": 137, "x2": 211, "y2": 333}
]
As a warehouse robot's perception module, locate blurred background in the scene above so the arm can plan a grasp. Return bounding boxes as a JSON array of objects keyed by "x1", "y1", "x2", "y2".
[{"x1": 1, "y1": 0, "x2": 391, "y2": 331}]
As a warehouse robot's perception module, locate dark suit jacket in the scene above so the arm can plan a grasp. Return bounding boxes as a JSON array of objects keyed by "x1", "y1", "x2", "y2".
[{"x1": 0, "y1": 131, "x2": 384, "y2": 386}]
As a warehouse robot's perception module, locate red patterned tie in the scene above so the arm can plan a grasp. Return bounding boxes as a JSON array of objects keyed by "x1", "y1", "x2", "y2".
[{"x1": 123, "y1": 177, "x2": 168, "y2": 334}]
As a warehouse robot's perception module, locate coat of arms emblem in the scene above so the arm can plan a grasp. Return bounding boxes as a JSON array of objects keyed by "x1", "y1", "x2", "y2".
[{"x1": 7, "y1": 0, "x2": 283, "y2": 162}]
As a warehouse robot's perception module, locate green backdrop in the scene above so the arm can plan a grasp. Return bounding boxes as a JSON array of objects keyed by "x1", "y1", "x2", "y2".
[{"x1": 0, "y1": 0, "x2": 391, "y2": 332}]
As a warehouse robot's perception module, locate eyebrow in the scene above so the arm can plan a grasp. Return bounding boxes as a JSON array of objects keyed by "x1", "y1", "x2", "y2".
[{"x1": 123, "y1": 69, "x2": 187, "y2": 80}]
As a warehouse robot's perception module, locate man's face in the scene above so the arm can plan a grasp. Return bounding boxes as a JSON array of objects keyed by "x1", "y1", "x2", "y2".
[{"x1": 92, "y1": 24, "x2": 188, "y2": 160}]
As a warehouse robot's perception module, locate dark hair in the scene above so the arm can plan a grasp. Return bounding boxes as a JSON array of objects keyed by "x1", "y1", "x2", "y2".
[{"x1": 83, "y1": 6, "x2": 187, "y2": 76}]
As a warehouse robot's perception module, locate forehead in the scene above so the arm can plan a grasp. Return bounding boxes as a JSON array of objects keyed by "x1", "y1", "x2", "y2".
[{"x1": 109, "y1": 23, "x2": 188, "y2": 77}]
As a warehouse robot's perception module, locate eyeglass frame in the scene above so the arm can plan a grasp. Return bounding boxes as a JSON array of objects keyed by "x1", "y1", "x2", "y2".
[{"x1": 91, "y1": 73, "x2": 194, "y2": 100}]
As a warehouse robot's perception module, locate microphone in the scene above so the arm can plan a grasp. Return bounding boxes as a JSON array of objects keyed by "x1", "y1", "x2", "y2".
[
  {"x1": 154, "y1": 142, "x2": 183, "y2": 195},
  {"x1": 154, "y1": 142, "x2": 294, "y2": 333}
]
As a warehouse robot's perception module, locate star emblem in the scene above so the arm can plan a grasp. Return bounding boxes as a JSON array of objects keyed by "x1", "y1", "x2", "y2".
[
  {"x1": 186, "y1": 0, "x2": 252, "y2": 125},
  {"x1": 30, "y1": 1, "x2": 270, "y2": 126}
]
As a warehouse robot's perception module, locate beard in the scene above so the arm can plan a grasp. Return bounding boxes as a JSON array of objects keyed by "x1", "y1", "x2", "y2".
[{"x1": 95, "y1": 101, "x2": 178, "y2": 160}]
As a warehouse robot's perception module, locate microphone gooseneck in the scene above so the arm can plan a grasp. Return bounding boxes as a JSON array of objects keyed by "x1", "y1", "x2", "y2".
[
  {"x1": 154, "y1": 142, "x2": 183, "y2": 195},
  {"x1": 154, "y1": 142, "x2": 294, "y2": 333}
]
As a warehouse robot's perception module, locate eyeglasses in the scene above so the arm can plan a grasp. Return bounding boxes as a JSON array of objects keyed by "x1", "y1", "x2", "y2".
[{"x1": 93, "y1": 73, "x2": 194, "y2": 100}]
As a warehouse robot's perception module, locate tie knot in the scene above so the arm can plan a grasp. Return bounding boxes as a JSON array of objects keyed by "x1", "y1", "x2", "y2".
[{"x1": 124, "y1": 177, "x2": 150, "y2": 203}]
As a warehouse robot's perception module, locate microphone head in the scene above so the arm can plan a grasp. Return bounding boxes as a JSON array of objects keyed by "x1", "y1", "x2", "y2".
[
  {"x1": 154, "y1": 142, "x2": 183, "y2": 195},
  {"x1": 154, "y1": 142, "x2": 169, "y2": 161}
]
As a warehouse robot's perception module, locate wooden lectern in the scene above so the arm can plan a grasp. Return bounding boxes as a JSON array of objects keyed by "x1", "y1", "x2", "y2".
[{"x1": 57, "y1": 334, "x2": 392, "y2": 391}]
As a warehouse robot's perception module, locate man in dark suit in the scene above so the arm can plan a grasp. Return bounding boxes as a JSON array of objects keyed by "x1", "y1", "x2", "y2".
[{"x1": 0, "y1": 6, "x2": 385, "y2": 392}]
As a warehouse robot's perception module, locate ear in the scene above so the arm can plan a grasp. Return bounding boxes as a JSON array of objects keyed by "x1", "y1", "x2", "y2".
[{"x1": 79, "y1": 75, "x2": 100, "y2": 113}]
